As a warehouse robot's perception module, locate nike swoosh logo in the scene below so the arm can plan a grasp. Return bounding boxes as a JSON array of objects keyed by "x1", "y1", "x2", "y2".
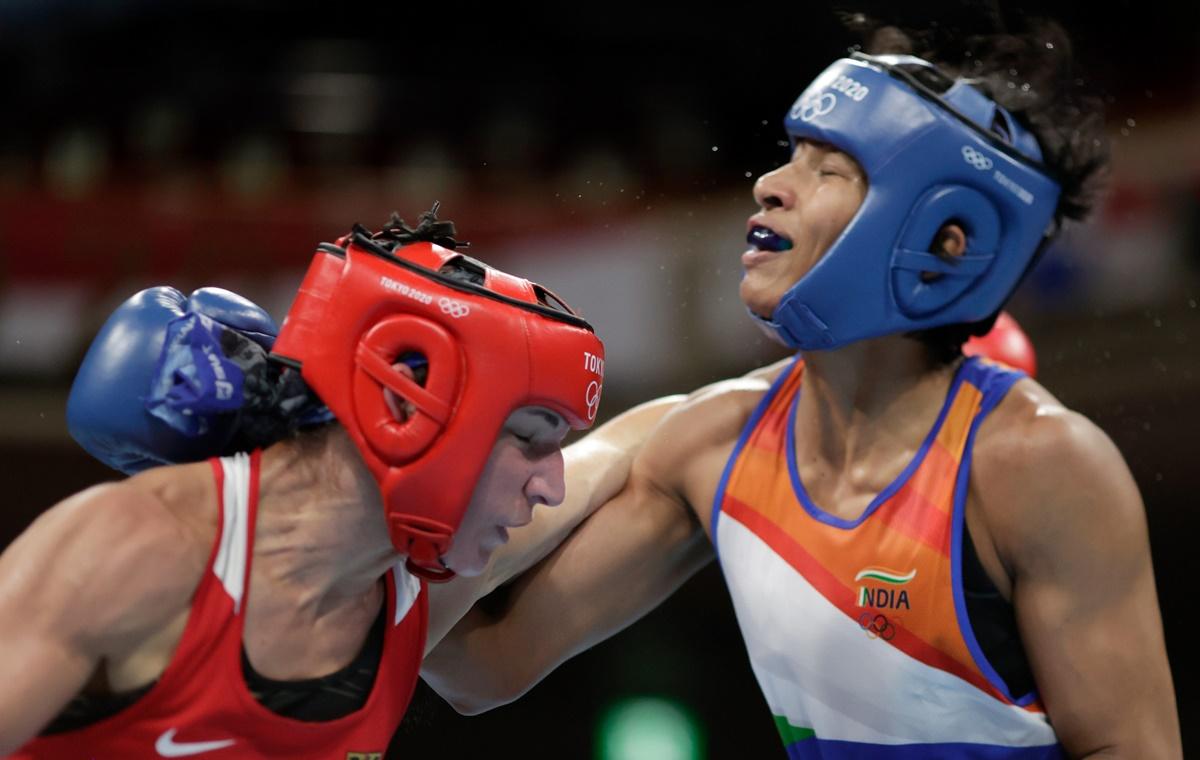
[{"x1": 155, "y1": 728, "x2": 236, "y2": 757}]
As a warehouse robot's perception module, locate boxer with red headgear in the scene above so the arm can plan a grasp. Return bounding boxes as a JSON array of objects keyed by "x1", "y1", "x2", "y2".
[
  {"x1": 0, "y1": 209, "x2": 667, "y2": 757},
  {"x1": 271, "y1": 215, "x2": 604, "y2": 580}
]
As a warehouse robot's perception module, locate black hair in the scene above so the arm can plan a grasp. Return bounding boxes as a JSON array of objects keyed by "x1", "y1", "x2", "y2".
[{"x1": 369, "y1": 201, "x2": 469, "y2": 251}]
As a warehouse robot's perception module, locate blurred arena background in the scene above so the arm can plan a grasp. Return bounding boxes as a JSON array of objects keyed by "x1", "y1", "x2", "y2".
[{"x1": 1, "y1": 1, "x2": 1197, "y2": 756}]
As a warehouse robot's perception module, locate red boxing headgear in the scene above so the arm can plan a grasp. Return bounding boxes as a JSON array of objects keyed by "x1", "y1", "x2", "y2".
[
  {"x1": 271, "y1": 224, "x2": 604, "y2": 581},
  {"x1": 963, "y1": 311, "x2": 1037, "y2": 378}
]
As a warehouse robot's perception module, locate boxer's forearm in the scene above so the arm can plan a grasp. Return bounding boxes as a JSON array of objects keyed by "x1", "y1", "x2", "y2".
[{"x1": 423, "y1": 394, "x2": 685, "y2": 653}]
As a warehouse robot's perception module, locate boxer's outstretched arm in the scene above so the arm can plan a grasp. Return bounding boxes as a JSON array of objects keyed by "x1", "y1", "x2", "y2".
[
  {"x1": 419, "y1": 371, "x2": 775, "y2": 713},
  {"x1": 422, "y1": 461, "x2": 712, "y2": 714},
  {"x1": 423, "y1": 394, "x2": 685, "y2": 653},
  {"x1": 0, "y1": 484, "x2": 203, "y2": 753}
]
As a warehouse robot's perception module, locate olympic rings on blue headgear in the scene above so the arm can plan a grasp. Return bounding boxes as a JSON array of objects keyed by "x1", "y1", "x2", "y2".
[{"x1": 756, "y1": 53, "x2": 1061, "y2": 350}]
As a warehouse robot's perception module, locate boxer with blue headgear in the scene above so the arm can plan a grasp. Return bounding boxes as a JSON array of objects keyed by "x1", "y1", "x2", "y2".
[
  {"x1": 418, "y1": 16, "x2": 1177, "y2": 757},
  {"x1": 755, "y1": 52, "x2": 1060, "y2": 350}
]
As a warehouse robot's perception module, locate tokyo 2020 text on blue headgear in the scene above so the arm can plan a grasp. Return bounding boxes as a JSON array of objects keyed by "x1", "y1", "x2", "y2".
[{"x1": 755, "y1": 52, "x2": 1061, "y2": 350}]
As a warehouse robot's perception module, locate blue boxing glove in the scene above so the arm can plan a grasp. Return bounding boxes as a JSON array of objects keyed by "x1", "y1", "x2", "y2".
[
  {"x1": 183, "y1": 288, "x2": 279, "y2": 350},
  {"x1": 66, "y1": 287, "x2": 283, "y2": 474}
]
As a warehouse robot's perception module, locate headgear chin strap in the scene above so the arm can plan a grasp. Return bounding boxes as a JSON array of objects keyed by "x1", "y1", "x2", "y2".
[
  {"x1": 757, "y1": 53, "x2": 1061, "y2": 350},
  {"x1": 272, "y1": 227, "x2": 604, "y2": 582}
]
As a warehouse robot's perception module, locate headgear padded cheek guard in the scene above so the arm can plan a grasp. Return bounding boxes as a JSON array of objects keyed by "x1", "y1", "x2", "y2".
[
  {"x1": 757, "y1": 53, "x2": 1061, "y2": 350},
  {"x1": 271, "y1": 228, "x2": 604, "y2": 581}
]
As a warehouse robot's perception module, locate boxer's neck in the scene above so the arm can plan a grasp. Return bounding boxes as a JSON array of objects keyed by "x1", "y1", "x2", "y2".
[
  {"x1": 796, "y1": 335, "x2": 960, "y2": 481},
  {"x1": 253, "y1": 428, "x2": 398, "y2": 617}
]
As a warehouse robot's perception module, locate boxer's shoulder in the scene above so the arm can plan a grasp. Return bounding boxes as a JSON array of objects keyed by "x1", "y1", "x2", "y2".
[
  {"x1": 646, "y1": 369, "x2": 777, "y2": 462},
  {"x1": 973, "y1": 376, "x2": 1091, "y2": 477},
  {"x1": 633, "y1": 362, "x2": 788, "y2": 523},
  {"x1": 970, "y1": 376, "x2": 1139, "y2": 571},
  {"x1": 19, "y1": 466, "x2": 214, "y2": 657}
]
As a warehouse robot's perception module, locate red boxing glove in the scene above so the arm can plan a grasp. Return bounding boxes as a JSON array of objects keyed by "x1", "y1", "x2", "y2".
[{"x1": 963, "y1": 311, "x2": 1037, "y2": 378}]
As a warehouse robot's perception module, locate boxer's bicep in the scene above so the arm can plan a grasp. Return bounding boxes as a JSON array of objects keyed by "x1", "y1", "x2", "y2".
[
  {"x1": 423, "y1": 457, "x2": 711, "y2": 714},
  {"x1": 422, "y1": 383, "x2": 759, "y2": 712},
  {"x1": 0, "y1": 522, "x2": 96, "y2": 751},
  {"x1": 422, "y1": 395, "x2": 687, "y2": 652},
  {"x1": 483, "y1": 395, "x2": 687, "y2": 593},
  {"x1": 0, "y1": 484, "x2": 199, "y2": 752},
  {"x1": 992, "y1": 413, "x2": 1180, "y2": 757}
]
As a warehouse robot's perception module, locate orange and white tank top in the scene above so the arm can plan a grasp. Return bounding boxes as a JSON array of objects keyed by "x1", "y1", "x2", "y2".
[{"x1": 712, "y1": 356, "x2": 1062, "y2": 759}]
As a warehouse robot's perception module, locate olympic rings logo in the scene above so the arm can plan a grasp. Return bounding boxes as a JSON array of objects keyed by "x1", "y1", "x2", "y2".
[
  {"x1": 585, "y1": 380, "x2": 601, "y2": 421},
  {"x1": 857, "y1": 611, "x2": 898, "y2": 641},
  {"x1": 961, "y1": 145, "x2": 993, "y2": 171},
  {"x1": 790, "y1": 92, "x2": 837, "y2": 123},
  {"x1": 438, "y1": 297, "x2": 470, "y2": 318}
]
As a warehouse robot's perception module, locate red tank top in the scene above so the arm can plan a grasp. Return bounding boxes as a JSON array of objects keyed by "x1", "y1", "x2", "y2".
[{"x1": 17, "y1": 450, "x2": 428, "y2": 759}]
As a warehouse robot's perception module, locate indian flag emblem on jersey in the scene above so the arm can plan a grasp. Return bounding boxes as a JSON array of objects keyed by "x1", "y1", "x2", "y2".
[{"x1": 855, "y1": 567, "x2": 916, "y2": 610}]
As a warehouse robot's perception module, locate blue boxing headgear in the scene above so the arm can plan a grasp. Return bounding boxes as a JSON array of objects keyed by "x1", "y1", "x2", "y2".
[{"x1": 756, "y1": 53, "x2": 1061, "y2": 350}]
